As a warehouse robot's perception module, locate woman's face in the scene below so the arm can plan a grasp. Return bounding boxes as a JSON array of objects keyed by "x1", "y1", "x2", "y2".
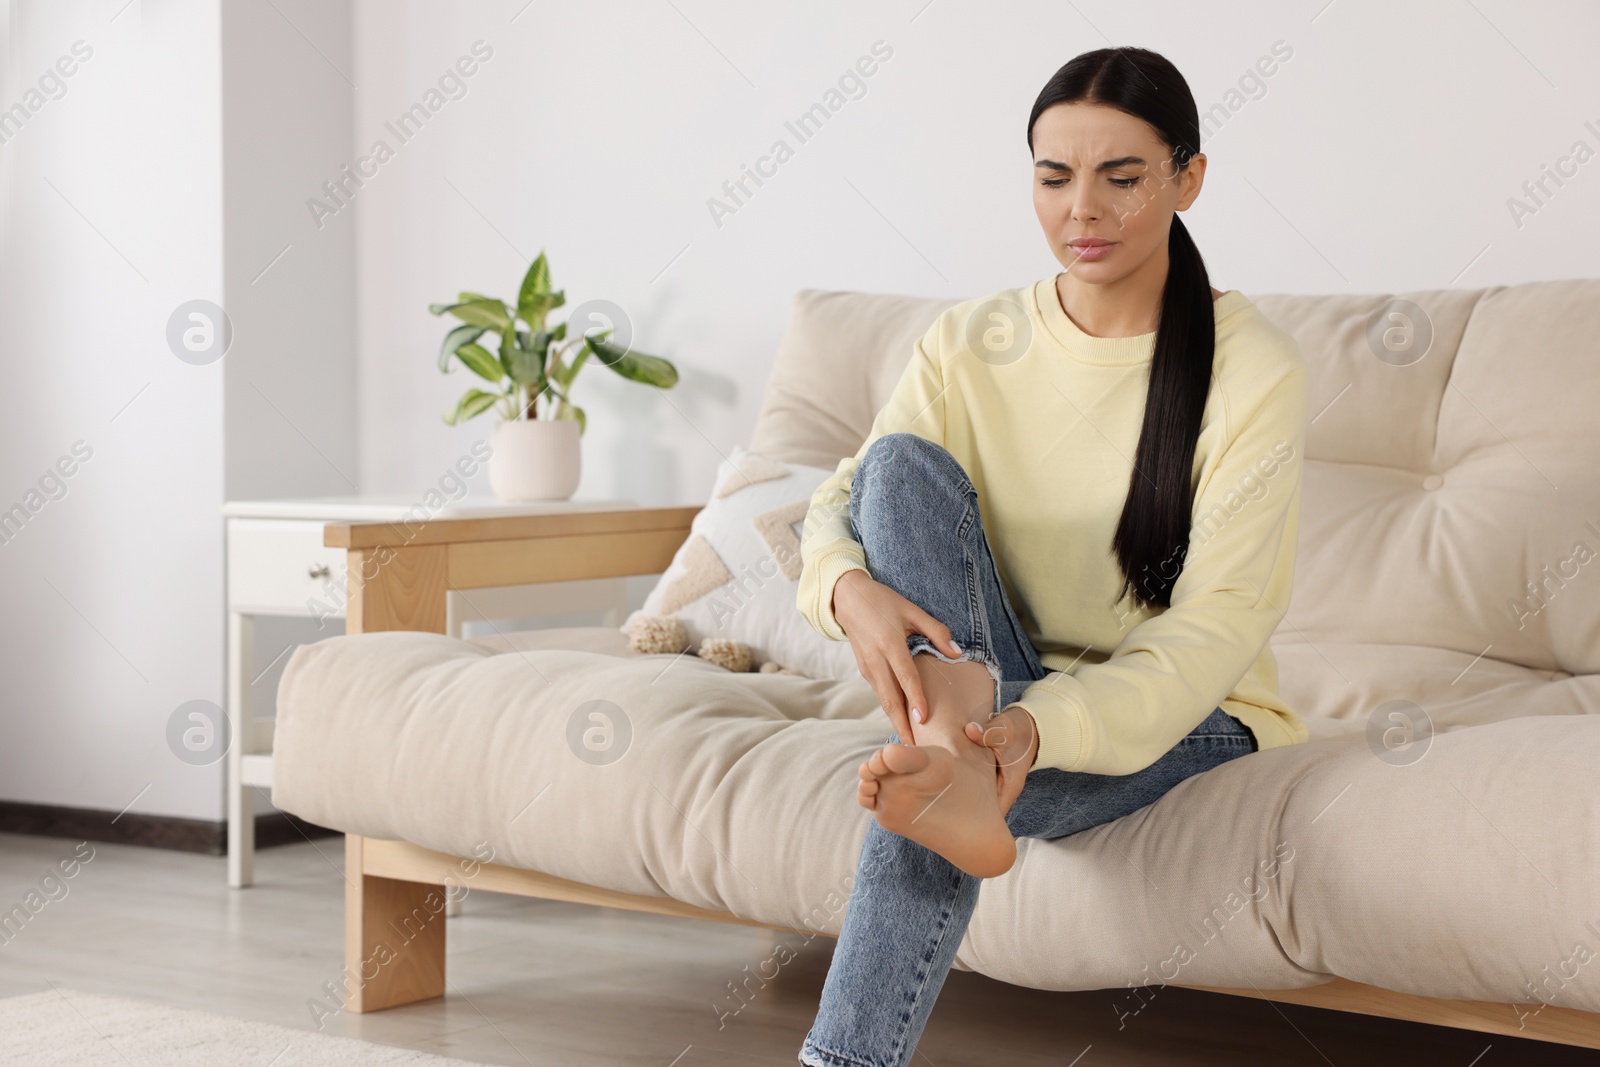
[{"x1": 1030, "y1": 101, "x2": 1205, "y2": 284}]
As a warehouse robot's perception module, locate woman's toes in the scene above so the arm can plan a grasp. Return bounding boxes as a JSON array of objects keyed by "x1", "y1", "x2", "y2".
[{"x1": 866, "y1": 746, "x2": 893, "y2": 777}]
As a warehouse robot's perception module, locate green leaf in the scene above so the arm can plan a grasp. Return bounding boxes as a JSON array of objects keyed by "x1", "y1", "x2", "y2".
[
  {"x1": 516, "y1": 251, "x2": 551, "y2": 321},
  {"x1": 585, "y1": 335, "x2": 678, "y2": 388},
  {"x1": 444, "y1": 389, "x2": 500, "y2": 426},
  {"x1": 550, "y1": 321, "x2": 568, "y2": 342},
  {"x1": 519, "y1": 289, "x2": 565, "y2": 329},
  {"x1": 454, "y1": 342, "x2": 504, "y2": 383},
  {"x1": 501, "y1": 343, "x2": 546, "y2": 387},
  {"x1": 458, "y1": 290, "x2": 496, "y2": 304},
  {"x1": 438, "y1": 324, "x2": 487, "y2": 372},
  {"x1": 436, "y1": 298, "x2": 510, "y2": 330},
  {"x1": 552, "y1": 342, "x2": 590, "y2": 388}
]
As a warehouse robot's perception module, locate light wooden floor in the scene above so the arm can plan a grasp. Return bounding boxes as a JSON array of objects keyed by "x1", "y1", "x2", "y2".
[{"x1": 0, "y1": 831, "x2": 1592, "y2": 1066}]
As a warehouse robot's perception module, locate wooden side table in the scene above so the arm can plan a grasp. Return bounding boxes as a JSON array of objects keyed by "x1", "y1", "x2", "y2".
[{"x1": 221, "y1": 495, "x2": 639, "y2": 888}]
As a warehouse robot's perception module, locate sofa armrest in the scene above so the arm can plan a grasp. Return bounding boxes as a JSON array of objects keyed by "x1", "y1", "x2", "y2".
[{"x1": 323, "y1": 505, "x2": 699, "y2": 635}]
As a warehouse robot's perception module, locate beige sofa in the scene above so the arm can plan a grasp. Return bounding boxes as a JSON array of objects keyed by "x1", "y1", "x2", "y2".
[{"x1": 272, "y1": 279, "x2": 1600, "y2": 1049}]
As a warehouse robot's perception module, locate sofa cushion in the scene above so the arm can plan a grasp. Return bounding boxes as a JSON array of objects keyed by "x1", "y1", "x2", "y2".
[
  {"x1": 1264, "y1": 282, "x2": 1600, "y2": 683},
  {"x1": 748, "y1": 288, "x2": 951, "y2": 469},
  {"x1": 273, "y1": 627, "x2": 1600, "y2": 1011}
]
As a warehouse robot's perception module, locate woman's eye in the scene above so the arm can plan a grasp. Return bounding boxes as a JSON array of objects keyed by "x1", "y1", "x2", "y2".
[{"x1": 1041, "y1": 177, "x2": 1140, "y2": 188}]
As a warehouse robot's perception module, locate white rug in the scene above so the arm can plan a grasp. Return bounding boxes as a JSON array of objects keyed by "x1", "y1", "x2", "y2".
[{"x1": 0, "y1": 987, "x2": 495, "y2": 1066}]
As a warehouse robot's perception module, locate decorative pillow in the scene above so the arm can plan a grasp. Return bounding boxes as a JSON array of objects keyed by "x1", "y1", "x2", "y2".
[{"x1": 621, "y1": 446, "x2": 860, "y2": 682}]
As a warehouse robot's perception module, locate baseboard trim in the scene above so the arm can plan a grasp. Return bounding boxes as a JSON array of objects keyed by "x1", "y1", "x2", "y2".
[{"x1": 0, "y1": 800, "x2": 338, "y2": 855}]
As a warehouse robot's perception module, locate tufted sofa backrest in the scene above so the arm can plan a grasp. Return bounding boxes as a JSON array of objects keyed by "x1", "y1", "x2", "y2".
[{"x1": 749, "y1": 280, "x2": 1600, "y2": 680}]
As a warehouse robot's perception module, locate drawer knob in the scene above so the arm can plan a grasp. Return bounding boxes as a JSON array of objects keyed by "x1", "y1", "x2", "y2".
[{"x1": 308, "y1": 563, "x2": 331, "y2": 579}]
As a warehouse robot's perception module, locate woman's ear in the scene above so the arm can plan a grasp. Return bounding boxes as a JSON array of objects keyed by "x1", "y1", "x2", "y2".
[{"x1": 1174, "y1": 151, "x2": 1207, "y2": 212}]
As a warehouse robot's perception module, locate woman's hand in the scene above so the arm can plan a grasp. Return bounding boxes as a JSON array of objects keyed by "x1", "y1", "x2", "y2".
[
  {"x1": 831, "y1": 568, "x2": 962, "y2": 743},
  {"x1": 964, "y1": 705, "x2": 1039, "y2": 815}
]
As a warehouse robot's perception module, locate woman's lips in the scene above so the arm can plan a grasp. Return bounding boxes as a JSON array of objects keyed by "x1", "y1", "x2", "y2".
[{"x1": 1068, "y1": 241, "x2": 1116, "y2": 262}]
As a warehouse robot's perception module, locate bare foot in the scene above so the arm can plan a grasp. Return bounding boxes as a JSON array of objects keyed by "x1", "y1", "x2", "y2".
[
  {"x1": 857, "y1": 741, "x2": 1017, "y2": 877},
  {"x1": 857, "y1": 655, "x2": 1016, "y2": 877}
]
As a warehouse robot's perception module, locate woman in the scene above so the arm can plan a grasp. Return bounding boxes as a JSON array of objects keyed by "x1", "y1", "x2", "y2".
[{"x1": 792, "y1": 47, "x2": 1311, "y2": 1066}]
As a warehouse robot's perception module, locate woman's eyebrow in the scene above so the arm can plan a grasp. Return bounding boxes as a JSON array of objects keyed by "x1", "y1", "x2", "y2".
[{"x1": 1034, "y1": 156, "x2": 1147, "y2": 173}]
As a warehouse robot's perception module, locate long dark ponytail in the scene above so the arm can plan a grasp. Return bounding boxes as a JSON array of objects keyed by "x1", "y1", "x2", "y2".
[{"x1": 1026, "y1": 47, "x2": 1213, "y2": 612}]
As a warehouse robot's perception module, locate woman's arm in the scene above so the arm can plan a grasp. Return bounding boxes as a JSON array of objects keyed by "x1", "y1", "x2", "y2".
[
  {"x1": 796, "y1": 328, "x2": 948, "y2": 640},
  {"x1": 1013, "y1": 359, "x2": 1311, "y2": 776}
]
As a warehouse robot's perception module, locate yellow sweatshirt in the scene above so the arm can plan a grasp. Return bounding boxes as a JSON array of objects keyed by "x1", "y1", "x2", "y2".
[{"x1": 795, "y1": 274, "x2": 1310, "y2": 775}]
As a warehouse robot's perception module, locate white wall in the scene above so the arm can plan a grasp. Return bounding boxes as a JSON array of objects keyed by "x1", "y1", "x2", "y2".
[
  {"x1": 0, "y1": 0, "x2": 225, "y2": 820},
  {"x1": 222, "y1": 0, "x2": 356, "y2": 501},
  {"x1": 0, "y1": 0, "x2": 355, "y2": 824},
  {"x1": 349, "y1": 0, "x2": 1600, "y2": 508}
]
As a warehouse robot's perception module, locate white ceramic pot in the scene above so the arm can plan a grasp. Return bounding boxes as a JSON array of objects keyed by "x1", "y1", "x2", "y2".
[{"x1": 488, "y1": 418, "x2": 581, "y2": 502}]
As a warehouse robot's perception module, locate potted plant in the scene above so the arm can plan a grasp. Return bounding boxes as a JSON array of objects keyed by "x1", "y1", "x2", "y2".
[{"x1": 432, "y1": 250, "x2": 679, "y2": 501}]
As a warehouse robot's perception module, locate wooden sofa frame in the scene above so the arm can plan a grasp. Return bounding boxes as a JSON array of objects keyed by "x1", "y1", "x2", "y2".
[{"x1": 324, "y1": 507, "x2": 1600, "y2": 1049}]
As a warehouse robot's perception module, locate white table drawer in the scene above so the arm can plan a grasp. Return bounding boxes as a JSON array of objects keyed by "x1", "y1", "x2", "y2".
[{"x1": 227, "y1": 518, "x2": 348, "y2": 615}]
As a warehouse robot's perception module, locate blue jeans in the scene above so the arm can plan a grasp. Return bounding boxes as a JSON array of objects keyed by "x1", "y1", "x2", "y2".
[{"x1": 799, "y1": 432, "x2": 1258, "y2": 1067}]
